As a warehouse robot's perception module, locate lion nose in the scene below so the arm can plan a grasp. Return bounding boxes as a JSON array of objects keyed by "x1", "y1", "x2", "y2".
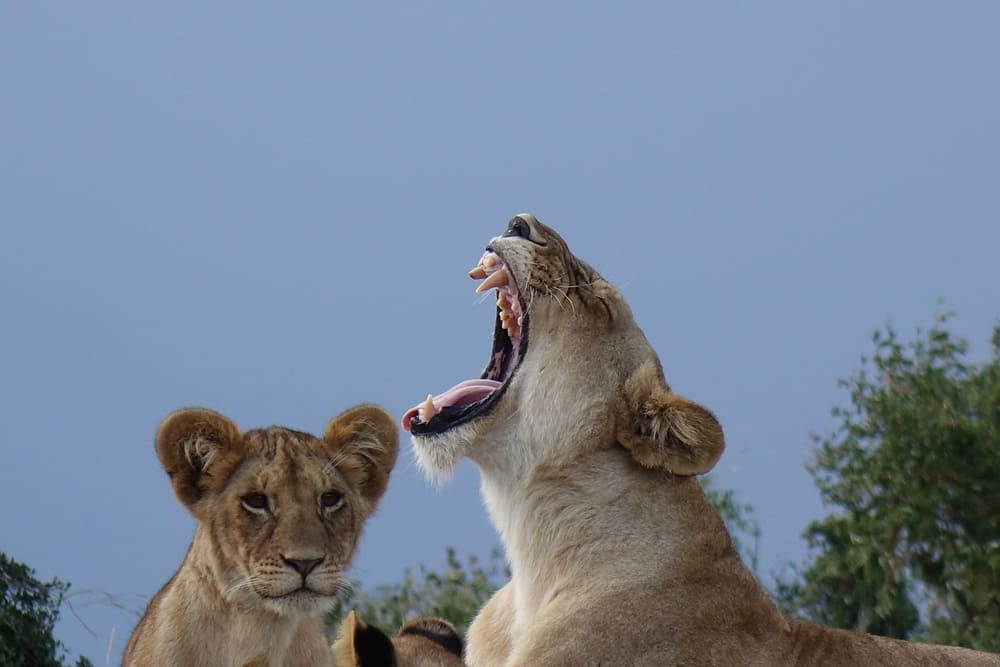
[{"x1": 282, "y1": 556, "x2": 324, "y2": 577}]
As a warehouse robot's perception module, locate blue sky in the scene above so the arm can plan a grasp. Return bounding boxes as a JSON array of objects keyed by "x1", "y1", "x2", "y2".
[{"x1": 2, "y1": 3, "x2": 998, "y2": 664}]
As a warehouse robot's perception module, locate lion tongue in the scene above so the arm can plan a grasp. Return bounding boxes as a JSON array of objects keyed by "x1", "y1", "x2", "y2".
[{"x1": 401, "y1": 379, "x2": 503, "y2": 432}]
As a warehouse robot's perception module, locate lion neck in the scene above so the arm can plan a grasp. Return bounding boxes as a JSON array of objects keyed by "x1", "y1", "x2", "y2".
[
  {"x1": 473, "y1": 302, "x2": 744, "y2": 625},
  {"x1": 481, "y1": 444, "x2": 746, "y2": 631}
]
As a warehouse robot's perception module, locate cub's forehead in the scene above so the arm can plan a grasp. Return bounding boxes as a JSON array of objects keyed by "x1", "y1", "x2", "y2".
[
  {"x1": 235, "y1": 428, "x2": 340, "y2": 481},
  {"x1": 243, "y1": 427, "x2": 323, "y2": 455}
]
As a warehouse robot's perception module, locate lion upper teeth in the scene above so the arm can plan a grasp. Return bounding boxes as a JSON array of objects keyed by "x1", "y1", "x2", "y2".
[
  {"x1": 476, "y1": 267, "x2": 509, "y2": 293},
  {"x1": 471, "y1": 250, "x2": 523, "y2": 340},
  {"x1": 471, "y1": 252, "x2": 501, "y2": 281}
]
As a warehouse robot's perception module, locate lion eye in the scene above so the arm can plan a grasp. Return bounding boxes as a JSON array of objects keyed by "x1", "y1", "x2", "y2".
[
  {"x1": 320, "y1": 491, "x2": 344, "y2": 511},
  {"x1": 242, "y1": 493, "x2": 270, "y2": 512}
]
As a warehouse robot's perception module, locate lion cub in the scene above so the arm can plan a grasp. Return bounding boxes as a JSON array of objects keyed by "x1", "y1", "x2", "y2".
[
  {"x1": 123, "y1": 404, "x2": 398, "y2": 667},
  {"x1": 333, "y1": 611, "x2": 466, "y2": 666}
]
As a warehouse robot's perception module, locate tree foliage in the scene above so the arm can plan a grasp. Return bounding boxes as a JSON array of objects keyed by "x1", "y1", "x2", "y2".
[
  {"x1": 777, "y1": 316, "x2": 1000, "y2": 651},
  {"x1": 0, "y1": 552, "x2": 93, "y2": 667}
]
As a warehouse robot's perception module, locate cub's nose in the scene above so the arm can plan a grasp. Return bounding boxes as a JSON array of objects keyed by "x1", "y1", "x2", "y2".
[{"x1": 282, "y1": 556, "x2": 324, "y2": 577}]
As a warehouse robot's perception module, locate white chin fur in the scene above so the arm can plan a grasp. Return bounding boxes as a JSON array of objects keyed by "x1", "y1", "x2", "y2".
[
  {"x1": 411, "y1": 432, "x2": 467, "y2": 486},
  {"x1": 262, "y1": 591, "x2": 334, "y2": 617}
]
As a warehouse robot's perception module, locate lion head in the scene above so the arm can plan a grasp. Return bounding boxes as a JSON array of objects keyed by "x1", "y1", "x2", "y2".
[
  {"x1": 403, "y1": 213, "x2": 723, "y2": 482},
  {"x1": 155, "y1": 404, "x2": 397, "y2": 616}
]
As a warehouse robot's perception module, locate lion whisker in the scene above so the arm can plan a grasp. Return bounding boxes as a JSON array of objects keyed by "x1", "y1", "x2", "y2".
[
  {"x1": 333, "y1": 579, "x2": 356, "y2": 598},
  {"x1": 224, "y1": 575, "x2": 261, "y2": 599}
]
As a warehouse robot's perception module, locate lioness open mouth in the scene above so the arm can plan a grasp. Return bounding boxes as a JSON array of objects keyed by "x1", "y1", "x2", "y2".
[{"x1": 402, "y1": 248, "x2": 527, "y2": 435}]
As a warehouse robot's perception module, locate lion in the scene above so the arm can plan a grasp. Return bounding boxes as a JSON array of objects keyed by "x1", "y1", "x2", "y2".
[
  {"x1": 403, "y1": 214, "x2": 999, "y2": 666},
  {"x1": 333, "y1": 611, "x2": 466, "y2": 666},
  {"x1": 123, "y1": 404, "x2": 398, "y2": 667}
]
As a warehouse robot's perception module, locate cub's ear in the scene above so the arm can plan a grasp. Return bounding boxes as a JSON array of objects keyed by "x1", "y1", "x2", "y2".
[
  {"x1": 332, "y1": 610, "x2": 397, "y2": 667},
  {"x1": 155, "y1": 408, "x2": 244, "y2": 514},
  {"x1": 617, "y1": 362, "x2": 724, "y2": 476},
  {"x1": 323, "y1": 404, "x2": 399, "y2": 510},
  {"x1": 397, "y1": 617, "x2": 464, "y2": 659}
]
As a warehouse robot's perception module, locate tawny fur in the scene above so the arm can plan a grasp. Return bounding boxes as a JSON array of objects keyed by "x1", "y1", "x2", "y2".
[
  {"x1": 124, "y1": 404, "x2": 398, "y2": 667},
  {"x1": 334, "y1": 610, "x2": 466, "y2": 666},
  {"x1": 412, "y1": 214, "x2": 999, "y2": 666}
]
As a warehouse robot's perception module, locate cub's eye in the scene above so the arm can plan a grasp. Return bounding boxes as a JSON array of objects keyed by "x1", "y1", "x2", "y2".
[
  {"x1": 242, "y1": 493, "x2": 269, "y2": 512},
  {"x1": 504, "y1": 216, "x2": 530, "y2": 239},
  {"x1": 320, "y1": 491, "x2": 344, "y2": 511}
]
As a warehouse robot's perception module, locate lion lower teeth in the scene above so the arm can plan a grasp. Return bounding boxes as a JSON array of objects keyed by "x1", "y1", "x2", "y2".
[{"x1": 421, "y1": 394, "x2": 438, "y2": 421}]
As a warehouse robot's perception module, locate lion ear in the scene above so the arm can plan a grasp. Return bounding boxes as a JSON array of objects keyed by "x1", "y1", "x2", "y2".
[
  {"x1": 617, "y1": 363, "x2": 724, "y2": 476},
  {"x1": 323, "y1": 404, "x2": 399, "y2": 511},
  {"x1": 155, "y1": 408, "x2": 244, "y2": 514},
  {"x1": 397, "y1": 617, "x2": 464, "y2": 659},
  {"x1": 332, "y1": 610, "x2": 397, "y2": 667}
]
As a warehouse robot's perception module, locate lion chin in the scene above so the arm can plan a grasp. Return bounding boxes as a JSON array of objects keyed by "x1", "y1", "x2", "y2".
[
  {"x1": 407, "y1": 214, "x2": 999, "y2": 666},
  {"x1": 260, "y1": 589, "x2": 335, "y2": 617}
]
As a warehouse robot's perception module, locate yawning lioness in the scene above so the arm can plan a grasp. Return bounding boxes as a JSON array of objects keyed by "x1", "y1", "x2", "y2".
[{"x1": 404, "y1": 215, "x2": 997, "y2": 666}]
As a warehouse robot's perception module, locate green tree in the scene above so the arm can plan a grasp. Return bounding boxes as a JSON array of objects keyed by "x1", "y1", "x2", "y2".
[
  {"x1": 0, "y1": 552, "x2": 94, "y2": 667},
  {"x1": 777, "y1": 316, "x2": 1000, "y2": 651}
]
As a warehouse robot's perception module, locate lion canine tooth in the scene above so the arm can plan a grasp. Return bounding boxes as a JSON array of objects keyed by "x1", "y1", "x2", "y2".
[
  {"x1": 476, "y1": 267, "x2": 509, "y2": 293},
  {"x1": 469, "y1": 265, "x2": 487, "y2": 279},
  {"x1": 421, "y1": 394, "x2": 437, "y2": 420}
]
